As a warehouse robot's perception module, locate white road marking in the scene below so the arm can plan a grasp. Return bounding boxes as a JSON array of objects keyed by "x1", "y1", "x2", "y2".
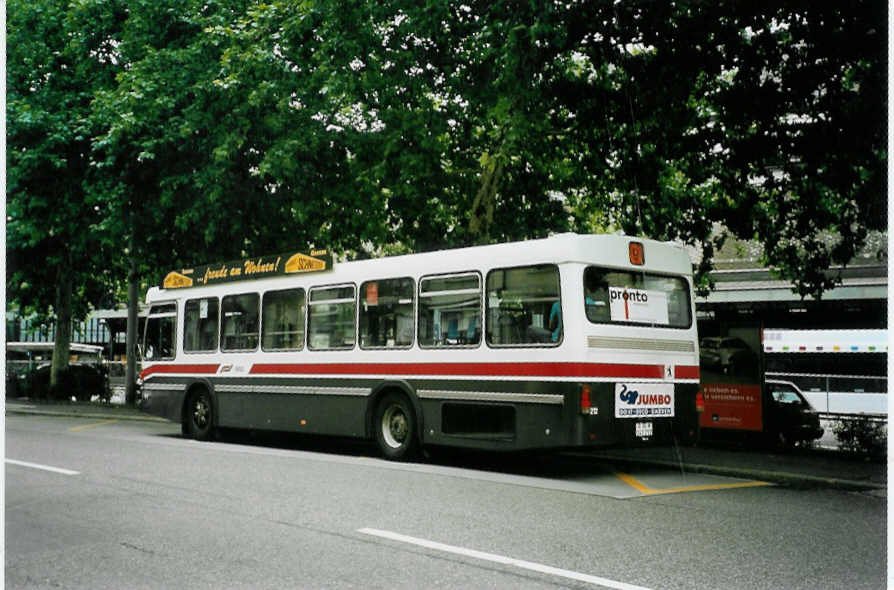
[
  {"x1": 357, "y1": 528, "x2": 653, "y2": 590},
  {"x1": 5, "y1": 459, "x2": 80, "y2": 476}
]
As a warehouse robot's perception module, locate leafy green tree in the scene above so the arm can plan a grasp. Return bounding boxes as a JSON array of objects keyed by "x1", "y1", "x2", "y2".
[
  {"x1": 701, "y1": 3, "x2": 887, "y2": 296},
  {"x1": 213, "y1": 2, "x2": 575, "y2": 253},
  {"x1": 213, "y1": 1, "x2": 884, "y2": 298},
  {"x1": 91, "y1": 0, "x2": 400, "y2": 399},
  {"x1": 91, "y1": 0, "x2": 278, "y2": 401},
  {"x1": 7, "y1": 0, "x2": 126, "y2": 396},
  {"x1": 8, "y1": 0, "x2": 885, "y2": 408}
]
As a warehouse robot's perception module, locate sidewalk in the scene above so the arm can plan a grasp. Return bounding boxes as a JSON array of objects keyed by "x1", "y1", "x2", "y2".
[
  {"x1": 585, "y1": 443, "x2": 886, "y2": 493},
  {"x1": 5, "y1": 399, "x2": 166, "y2": 423},
  {"x1": 7, "y1": 399, "x2": 886, "y2": 492}
]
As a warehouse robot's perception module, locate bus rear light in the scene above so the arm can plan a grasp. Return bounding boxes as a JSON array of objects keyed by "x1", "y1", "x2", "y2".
[
  {"x1": 629, "y1": 241, "x2": 645, "y2": 265},
  {"x1": 580, "y1": 385, "x2": 592, "y2": 415},
  {"x1": 695, "y1": 391, "x2": 705, "y2": 413}
]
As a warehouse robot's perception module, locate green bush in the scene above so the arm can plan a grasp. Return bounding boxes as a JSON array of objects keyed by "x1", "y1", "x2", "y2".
[{"x1": 833, "y1": 418, "x2": 887, "y2": 460}]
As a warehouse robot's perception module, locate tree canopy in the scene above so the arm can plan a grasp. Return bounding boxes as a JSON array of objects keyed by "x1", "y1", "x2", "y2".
[
  {"x1": 7, "y1": 0, "x2": 887, "y2": 339},
  {"x1": 7, "y1": 0, "x2": 129, "y2": 387},
  {"x1": 210, "y1": 0, "x2": 886, "y2": 294}
]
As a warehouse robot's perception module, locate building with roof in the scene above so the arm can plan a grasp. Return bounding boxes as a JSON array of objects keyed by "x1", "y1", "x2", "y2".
[
  {"x1": 694, "y1": 231, "x2": 887, "y2": 414},
  {"x1": 696, "y1": 231, "x2": 887, "y2": 333}
]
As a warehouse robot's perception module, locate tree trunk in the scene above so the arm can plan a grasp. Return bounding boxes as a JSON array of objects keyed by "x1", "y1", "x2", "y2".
[
  {"x1": 124, "y1": 232, "x2": 139, "y2": 406},
  {"x1": 50, "y1": 259, "x2": 73, "y2": 398},
  {"x1": 468, "y1": 155, "x2": 505, "y2": 244}
]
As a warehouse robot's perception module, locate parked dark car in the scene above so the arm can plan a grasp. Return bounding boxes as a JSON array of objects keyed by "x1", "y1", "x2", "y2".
[
  {"x1": 29, "y1": 363, "x2": 107, "y2": 402},
  {"x1": 7, "y1": 342, "x2": 108, "y2": 401},
  {"x1": 764, "y1": 379, "x2": 824, "y2": 446}
]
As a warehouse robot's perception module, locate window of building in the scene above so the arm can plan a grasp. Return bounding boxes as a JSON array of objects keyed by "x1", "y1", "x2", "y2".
[
  {"x1": 308, "y1": 285, "x2": 356, "y2": 350},
  {"x1": 418, "y1": 273, "x2": 481, "y2": 348},
  {"x1": 486, "y1": 265, "x2": 561, "y2": 346},
  {"x1": 184, "y1": 297, "x2": 219, "y2": 352},
  {"x1": 143, "y1": 303, "x2": 176, "y2": 360},
  {"x1": 262, "y1": 288, "x2": 306, "y2": 351},
  {"x1": 222, "y1": 293, "x2": 260, "y2": 351},
  {"x1": 359, "y1": 278, "x2": 414, "y2": 349}
]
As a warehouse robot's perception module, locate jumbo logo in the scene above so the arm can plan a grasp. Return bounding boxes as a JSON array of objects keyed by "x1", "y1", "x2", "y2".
[
  {"x1": 619, "y1": 384, "x2": 671, "y2": 406},
  {"x1": 619, "y1": 384, "x2": 639, "y2": 405}
]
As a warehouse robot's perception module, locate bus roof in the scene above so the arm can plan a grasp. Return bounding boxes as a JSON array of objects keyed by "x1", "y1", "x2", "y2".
[{"x1": 149, "y1": 233, "x2": 692, "y2": 301}]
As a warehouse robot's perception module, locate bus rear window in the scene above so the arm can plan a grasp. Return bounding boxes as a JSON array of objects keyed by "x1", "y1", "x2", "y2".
[{"x1": 584, "y1": 267, "x2": 691, "y2": 329}]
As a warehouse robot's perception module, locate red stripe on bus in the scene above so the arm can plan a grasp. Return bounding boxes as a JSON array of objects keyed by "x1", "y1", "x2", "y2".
[
  {"x1": 140, "y1": 362, "x2": 701, "y2": 381},
  {"x1": 248, "y1": 362, "x2": 685, "y2": 380},
  {"x1": 140, "y1": 364, "x2": 220, "y2": 379}
]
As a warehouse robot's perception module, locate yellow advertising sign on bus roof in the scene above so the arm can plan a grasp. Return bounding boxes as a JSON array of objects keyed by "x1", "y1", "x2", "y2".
[{"x1": 161, "y1": 249, "x2": 333, "y2": 289}]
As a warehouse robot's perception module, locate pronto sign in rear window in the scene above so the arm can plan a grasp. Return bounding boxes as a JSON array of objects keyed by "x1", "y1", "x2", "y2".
[{"x1": 584, "y1": 267, "x2": 691, "y2": 329}]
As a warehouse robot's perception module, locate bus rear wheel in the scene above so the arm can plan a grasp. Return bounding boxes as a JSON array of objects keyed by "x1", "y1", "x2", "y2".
[
  {"x1": 374, "y1": 393, "x2": 419, "y2": 461},
  {"x1": 184, "y1": 388, "x2": 215, "y2": 442}
]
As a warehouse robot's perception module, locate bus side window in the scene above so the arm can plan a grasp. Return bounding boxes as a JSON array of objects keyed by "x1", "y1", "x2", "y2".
[
  {"x1": 359, "y1": 278, "x2": 414, "y2": 349},
  {"x1": 486, "y1": 265, "x2": 561, "y2": 347},
  {"x1": 308, "y1": 285, "x2": 356, "y2": 350},
  {"x1": 418, "y1": 273, "x2": 481, "y2": 348},
  {"x1": 262, "y1": 288, "x2": 305, "y2": 351},
  {"x1": 222, "y1": 293, "x2": 260, "y2": 352},
  {"x1": 184, "y1": 298, "x2": 219, "y2": 352},
  {"x1": 144, "y1": 304, "x2": 177, "y2": 360}
]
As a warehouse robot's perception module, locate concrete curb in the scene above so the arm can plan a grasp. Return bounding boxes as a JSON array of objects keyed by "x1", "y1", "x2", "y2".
[
  {"x1": 584, "y1": 452, "x2": 887, "y2": 492},
  {"x1": 6, "y1": 407, "x2": 167, "y2": 423}
]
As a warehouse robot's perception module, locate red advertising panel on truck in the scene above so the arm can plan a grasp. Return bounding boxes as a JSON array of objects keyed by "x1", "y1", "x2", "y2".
[
  {"x1": 698, "y1": 327, "x2": 763, "y2": 432},
  {"x1": 699, "y1": 383, "x2": 762, "y2": 431}
]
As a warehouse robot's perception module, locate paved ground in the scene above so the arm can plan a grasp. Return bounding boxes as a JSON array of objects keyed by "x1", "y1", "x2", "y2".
[
  {"x1": 7, "y1": 411, "x2": 887, "y2": 590},
  {"x1": 6, "y1": 399, "x2": 886, "y2": 494},
  {"x1": 585, "y1": 443, "x2": 886, "y2": 493}
]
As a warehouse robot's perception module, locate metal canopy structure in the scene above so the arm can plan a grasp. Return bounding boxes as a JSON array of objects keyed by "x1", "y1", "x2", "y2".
[{"x1": 700, "y1": 263, "x2": 887, "y2": 305}]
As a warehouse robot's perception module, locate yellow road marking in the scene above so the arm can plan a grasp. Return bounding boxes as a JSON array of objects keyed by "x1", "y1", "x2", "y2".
[
  {"x1": 615, "y1": 472, "x2": 772, "y2": 496},
  {"x1": 69, "y1": 419, "x2": 119, "y2": 432}
]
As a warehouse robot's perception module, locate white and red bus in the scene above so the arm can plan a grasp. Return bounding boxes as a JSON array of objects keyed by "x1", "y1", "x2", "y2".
[{"x1": 138, "y1": 233, "x2": 700, "y2": 460}]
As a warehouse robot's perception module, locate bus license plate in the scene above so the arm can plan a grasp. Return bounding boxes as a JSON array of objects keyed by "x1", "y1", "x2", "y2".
[{"x1": 635, "y1": 422, "x2": 653, "y2": 439}]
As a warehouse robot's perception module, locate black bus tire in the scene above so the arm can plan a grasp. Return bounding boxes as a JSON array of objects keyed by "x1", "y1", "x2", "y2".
[
  {"x1": 184, "y1": 387, "x2": 215, "y2": 442},
  {"x1": 374, "y1": 392, "x2": 420, "y2": 461}
]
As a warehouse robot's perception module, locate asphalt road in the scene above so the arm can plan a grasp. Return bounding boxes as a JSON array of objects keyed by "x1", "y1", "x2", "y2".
[{"x1": 6, "y1": 414, "x2": 887, "y2": 590}]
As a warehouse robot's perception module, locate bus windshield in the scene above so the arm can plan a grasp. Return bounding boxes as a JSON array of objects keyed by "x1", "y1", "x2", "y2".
[{"x1": 583, "y1": 266, "x2": 691, "y2": 329}]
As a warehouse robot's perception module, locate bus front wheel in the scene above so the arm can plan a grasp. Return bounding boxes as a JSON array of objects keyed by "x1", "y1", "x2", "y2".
[
  {"x1": 374, "y1": 393, "x2": 419, "y2": 461},
  {"x1": 184, "y1": 388, "x2": 215, "y2": 442}
]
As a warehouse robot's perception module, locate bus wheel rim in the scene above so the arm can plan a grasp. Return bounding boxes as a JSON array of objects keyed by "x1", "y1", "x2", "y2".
[
  {"x1": 193, "y1": 397, "x2": 208, "y2": 429},
  {"x1": 381, "y1": 404, "x2": 408, "y2": 449}
]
